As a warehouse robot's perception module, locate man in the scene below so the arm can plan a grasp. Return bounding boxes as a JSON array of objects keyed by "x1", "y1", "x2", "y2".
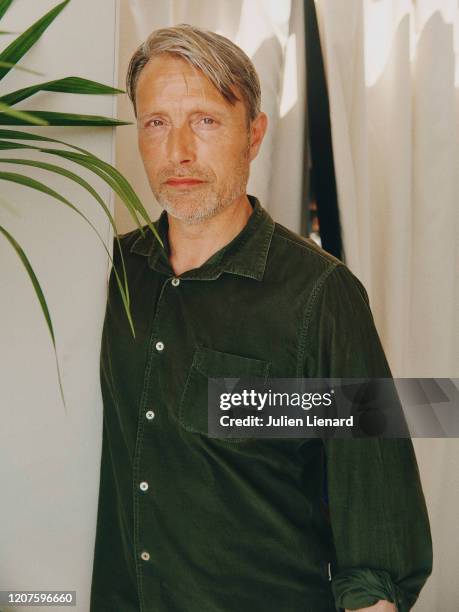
[{"x1": 90, "y1": 24, "x2": 432, "y2": 612}]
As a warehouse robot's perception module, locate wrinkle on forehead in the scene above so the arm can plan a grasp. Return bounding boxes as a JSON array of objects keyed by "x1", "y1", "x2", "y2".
[{"x1": 137, "y1": 54, "x2": 221, "y2": 106}]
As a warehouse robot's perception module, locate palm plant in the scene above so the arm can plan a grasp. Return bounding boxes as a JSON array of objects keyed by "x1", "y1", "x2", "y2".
[{"x1": 0, "y1": 0, "x2": 162, "y2": 409}]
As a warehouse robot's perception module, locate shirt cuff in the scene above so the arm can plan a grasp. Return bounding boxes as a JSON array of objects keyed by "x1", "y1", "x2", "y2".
[{"x1": 331, "y1": 568, "x2": 408, "y2": 611}]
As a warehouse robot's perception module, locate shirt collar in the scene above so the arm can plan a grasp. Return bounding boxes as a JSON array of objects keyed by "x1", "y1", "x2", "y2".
[{"x1": 129, "y1": 195, "x2": 275, "y2": 281}]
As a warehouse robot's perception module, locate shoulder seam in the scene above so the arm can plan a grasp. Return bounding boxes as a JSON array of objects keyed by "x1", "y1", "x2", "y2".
[
  {"x1": 272, "y1": 228, "x2": 341, "y2": 266},
  {"x1": 296, "y1": 261, "x2": 344, "y2": 377}
]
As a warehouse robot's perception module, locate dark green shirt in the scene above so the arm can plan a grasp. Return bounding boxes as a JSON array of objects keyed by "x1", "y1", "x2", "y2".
[{"x1": 90, "y1": 196, "x2": 432, "y2": 612}]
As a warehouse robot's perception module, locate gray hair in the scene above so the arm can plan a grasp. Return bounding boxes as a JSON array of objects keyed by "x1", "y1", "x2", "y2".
[{"x1": 126, "y1": 23, "x2": 261, "y2": 124}]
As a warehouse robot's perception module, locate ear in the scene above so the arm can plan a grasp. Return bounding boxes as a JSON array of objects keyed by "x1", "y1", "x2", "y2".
[{"x1": 248, "y1": 112, "x2": 268, "y2": 162}]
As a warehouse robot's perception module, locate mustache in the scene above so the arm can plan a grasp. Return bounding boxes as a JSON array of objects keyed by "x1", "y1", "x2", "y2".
[{"x1": 159, "y1": 167, "x2": 214, "y2": 182}]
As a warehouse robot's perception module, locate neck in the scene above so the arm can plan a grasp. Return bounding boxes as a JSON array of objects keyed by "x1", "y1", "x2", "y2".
[{"x1": 167, "y1": 194, "x2": 253, "y2": 276}]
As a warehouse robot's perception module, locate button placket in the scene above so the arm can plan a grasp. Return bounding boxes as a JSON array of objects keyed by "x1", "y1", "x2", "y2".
[{"x1": 133, "y1": 276, "x2": 175, "y2": 601}]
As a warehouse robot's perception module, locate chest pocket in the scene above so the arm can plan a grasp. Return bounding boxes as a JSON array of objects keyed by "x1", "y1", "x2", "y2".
[{"x1": 178, "y1": 345, "x2": 271, "y2": 436}]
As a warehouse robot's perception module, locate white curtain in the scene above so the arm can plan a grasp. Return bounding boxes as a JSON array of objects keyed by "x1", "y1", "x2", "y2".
[
  {"x1": 116, "y1": 0, "x2": 307, "y2": 233},
  {"x1": 313, "y1": 1, "x2": 459, "y2": 610},
  {"x1": 314, "y1": 0, "x2": 458, "y2": 378}
]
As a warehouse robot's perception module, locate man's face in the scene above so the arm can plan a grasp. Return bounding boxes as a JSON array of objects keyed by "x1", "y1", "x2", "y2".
[{"x1": 135, "y1": 53, "x2": 263, "y2": 224}]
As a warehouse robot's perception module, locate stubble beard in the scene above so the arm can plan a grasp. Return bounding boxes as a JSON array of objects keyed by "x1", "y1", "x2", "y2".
[{"x1": 152, "y1": 142, "x2": 251, "y2": 225}]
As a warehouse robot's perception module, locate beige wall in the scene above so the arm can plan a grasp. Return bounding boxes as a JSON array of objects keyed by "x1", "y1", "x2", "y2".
[{"x1": 0, "y1": 1, "x2": 119, "y2": 610}]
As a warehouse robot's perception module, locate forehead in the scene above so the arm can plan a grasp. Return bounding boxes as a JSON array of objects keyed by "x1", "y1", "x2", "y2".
[{"x1": 135, "y1": 53, "x2": 240, "y2": 115}]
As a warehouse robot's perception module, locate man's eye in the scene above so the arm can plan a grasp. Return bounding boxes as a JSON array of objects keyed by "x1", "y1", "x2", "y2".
[
  {"x1": 199, "y1": 117, "x2": 216, "y2": 126},
  {"x1": 148, "y1": 119, "x2": 164, "y2": 127}
]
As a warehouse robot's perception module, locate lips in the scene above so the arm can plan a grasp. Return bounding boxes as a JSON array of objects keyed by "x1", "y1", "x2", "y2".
[{"x1": 165, "y1": 177, "x2": 206, "y2": 187}]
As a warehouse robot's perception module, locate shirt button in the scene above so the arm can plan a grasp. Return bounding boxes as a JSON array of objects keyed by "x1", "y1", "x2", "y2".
[
  {"x1": 140, "y1": 551, "x2": 150, "y2": 561},
  {"x1": 171, "y1": 277, "x2": 180, "y2": 287},
  {"x1": 139, "y1": 481, "x2": 149, "y2": 491},
  {"x1": 155, "y1": 341, "x2": 164, "y2": 352},
  {"x1": 146, "y1": 410, "x2": 155, "y2": 420}
]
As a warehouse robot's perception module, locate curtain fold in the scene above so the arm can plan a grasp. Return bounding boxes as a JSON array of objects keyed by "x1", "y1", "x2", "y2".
[
  {"x1": 313, "y1": 0, "x2": 458, "y2": 379},
  {"x1": 313, "y1": 2, "x2": 459, "y2": 610}
]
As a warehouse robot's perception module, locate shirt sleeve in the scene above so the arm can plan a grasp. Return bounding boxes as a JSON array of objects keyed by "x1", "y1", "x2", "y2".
[{"x1": 301, "y1": 263, "x2": 433, "y2": 612}]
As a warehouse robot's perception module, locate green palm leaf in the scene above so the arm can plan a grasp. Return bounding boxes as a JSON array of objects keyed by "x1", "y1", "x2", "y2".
[
  {"x1": 0, "y1": 127, "x2": 88, "y2": 149},
  {"x1": 0, "y1": 169, "x2": 137, "y2": 338},
  {"x1": 0, "y1": 139, "x2": 29, "y2": 149},
  {"x1": 0, "y1": 157, "x2": 130, "y2": 296},
  {"x1": 0, "y1": 0, "x2": 70, "y2": 80},
  {"x1": 0, "y1": 142, "x2": 146, "y2": 239},
  {"x1": 0, "y1": 60, "x2": 44, "y2": 75},
  {"x1": 0, "y1": 76, "x2": 125, "y2": 106},
  {"x1": 0, "y1": 222, "x2": 67, "y2": 411},
  {"x1": 0, "y1": 156, "x2": 131, "y2": 307},
  {"x1": 0, "y1": 0, "x2": 14, "y2": 20},
  {"x1": 0, "y1": 0, "x2": 161, "y2": 411},
  {"x1": 0, "y1": 134, "x2": 155, "y2": 240},
  {"x1": 44, "y1": 148, "x2": 161, "y2": 242},
  {"x1": 0, "y1": 129, "x2": 163, "y2": 246},
  {"x1": 0, "y1": 110, "x2": 130, "y2": 126},
  {"x1": 0, "y1": 100, "x2": 48, "y2": 125}
]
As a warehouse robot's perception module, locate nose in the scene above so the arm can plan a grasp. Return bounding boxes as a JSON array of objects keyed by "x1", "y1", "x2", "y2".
[{"x1": 166, "y1": 123, "x2": 196, "y2": 165}]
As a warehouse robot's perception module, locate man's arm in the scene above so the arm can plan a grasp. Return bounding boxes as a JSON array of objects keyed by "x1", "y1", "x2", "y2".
[{"x1": 299, "y1": 263, "x2": 433, "y2": 612}]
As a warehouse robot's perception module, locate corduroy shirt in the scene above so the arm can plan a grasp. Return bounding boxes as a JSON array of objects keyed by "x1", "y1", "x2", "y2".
[{"x1": 90, "y1": 195, "x2": 432, "y2": 612}]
